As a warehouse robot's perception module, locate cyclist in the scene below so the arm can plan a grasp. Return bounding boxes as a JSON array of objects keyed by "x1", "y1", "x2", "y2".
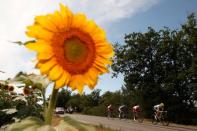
[
  {"x1": 107, "y1": 104, "x2": 113, "y2": 118},
  {"x1": 118, "y1": 105, "x2": 126, "y2": 119},
  {"x1": 132, "y1": 104, "x2": 140, "y2": 121},
  {"x1": 153, "y1": 103, "x2": 164, "y2": 119}
]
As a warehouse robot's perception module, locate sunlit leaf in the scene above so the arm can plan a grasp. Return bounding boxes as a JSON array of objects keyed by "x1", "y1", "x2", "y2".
[{"x1": 11, "y1": 40, "x2": 36, "y2": 46}]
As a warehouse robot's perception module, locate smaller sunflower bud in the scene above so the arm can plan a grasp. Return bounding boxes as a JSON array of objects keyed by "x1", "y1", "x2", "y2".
[
  {"x1": 23, "y1": 87, "x2": 30, "y2": 95},
  {"x1": 8, "y1": 86, "x2": 14, "y2": 92}
]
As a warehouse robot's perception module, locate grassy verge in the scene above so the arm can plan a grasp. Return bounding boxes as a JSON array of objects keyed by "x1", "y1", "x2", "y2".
[
  {"x1": 64, "y1": 116, "x2": 117, "y2": 131},
  {"x1": 94, "y1": 123, "x2": 118, "y2": 131}
]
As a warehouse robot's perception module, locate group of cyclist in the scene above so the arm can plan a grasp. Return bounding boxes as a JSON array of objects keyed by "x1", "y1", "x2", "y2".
[{"x1": 107, "y1": 102, "x2": 165, "y2": 121}]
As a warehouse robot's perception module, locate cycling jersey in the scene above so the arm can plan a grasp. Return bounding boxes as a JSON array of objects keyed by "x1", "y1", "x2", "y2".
[
  {"x1": 133, "y1": 105, "x2": 140, "y2": 112},
  {"x1": 107, "y1": 105, "x2": 113, "y2": 111},
  {"x1": 154, "y1": 104, "x2": 164, "y2": 111},
  {"x1": 119, "y1": 105, "x2": 125, "y2": 112}
]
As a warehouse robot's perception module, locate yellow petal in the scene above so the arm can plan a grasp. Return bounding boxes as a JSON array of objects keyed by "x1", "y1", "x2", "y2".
[
  {"x1": 48, "y1": 65, "x2": 63, "y2": 81},
  {"x1": 48, "y1": 11, "x2": 64, "y2": 29},
  {"x1": 35, "y1": 62, "x2": 42, "y2": 68},
  {"x1": 37, "y1": 52, "x2": 53, "y2": 60},
  {"x1": 71, "y1": 13, "x2": 86, "y2": 29},
  {"x1": 96, "y1": 44, "x2": 114, "y2": 58},
  {"x1": 92, "y1": 28, "x2": 106, "y2": 43},
  {"x1": 25, "y1": 41, "x2": 52, "y2": 53},
  {"x1": 81, "y1": 20, "x2": 97, "y2": 34},
  {"x1": 68, "y1": 75, "x2": 85, "y2": 94},
  {"x1": 39, "y1": 59, "x2": 57, "y2": 74},
  {"x1": 84, "y1": 71, "x2": 98, "y2": 90},
  {"x1": 77, "y1": 85, "x2": 84, "y2": 94},
  {"x1": 59, "y1": 3, "x2": 73, "y2": 18},
  {"x1": 55, "y1": 71, "x2": 70, "y2": 89},
  {"x1": 35, "y1": 15, "x2": 58, "y2": 32},
  {"x1": 59, "y1": 3, "x2": 73, "y2": 29},
  {"x1": 89, "y1": 80, "x2": 97, "y2": 90},
  {"x1": 26, "y1": 25, "x2": 53, "y2": 40},
  {"x1": 93, "y1": 64, "x2": 109, "y2": 74},
  {"x1": 95, "y1": 55, "x2": 112, "y2": 65}
]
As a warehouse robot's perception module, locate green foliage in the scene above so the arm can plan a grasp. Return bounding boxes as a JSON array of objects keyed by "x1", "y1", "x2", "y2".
[
  {"x1": 60, "y1": 90, "x2": 124, "y2": 117},
  {"x1": 112, "y1": 13, "x2": 197, "y2": 124},
  {"x1": 0, "y1": 110, "x2": 15, "y2": 127},
  {"x1": 82, "y1": 89, "x2": 101, "y2": 107},
  {"x1": 0, "y1": 72, "x2": 47, "y2": 127},
  {"x1": 15, "y1": 98, "x2": 43, "y2": 120},
  {"x1": 0, "y1": 90, "x2": 43, "y2": 127},
  {"x1": 12, "y1": 40, "x2": 36, "y2": 46},
  {"x1": 83, "y1": 105, "x2": 106, "y2": 116},
  {"x1": 56, "y1": 89, "x2": 71, "y2": 108}
]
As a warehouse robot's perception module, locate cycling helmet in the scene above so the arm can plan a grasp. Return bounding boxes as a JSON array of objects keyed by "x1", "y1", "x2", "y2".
[{"x1": 160, "y1": 103, "x2": 164, "y2": 107}]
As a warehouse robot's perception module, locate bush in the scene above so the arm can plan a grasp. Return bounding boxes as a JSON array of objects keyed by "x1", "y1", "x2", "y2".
[{"x1": 83, "y1": 105, "x2": 106, "y2": 116}]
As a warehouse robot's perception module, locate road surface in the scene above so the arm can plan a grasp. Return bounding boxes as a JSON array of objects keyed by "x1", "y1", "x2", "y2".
[{"x1": 63, "y1": 114, "x2": 197, "y2": 131}]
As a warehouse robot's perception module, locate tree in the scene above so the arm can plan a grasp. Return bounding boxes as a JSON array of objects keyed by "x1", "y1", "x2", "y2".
[
  {"x1": 112, "y1": 13, "x2": 197, "y2": 124},
  {"x1": 56, "y1": 89, "x2": 71, "y2": 108}
]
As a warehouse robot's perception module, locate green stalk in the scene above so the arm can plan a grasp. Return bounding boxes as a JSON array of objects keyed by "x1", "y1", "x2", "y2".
[
  {"x1": 45, "y1": 87, "x2": 59, "y2": 125},
  {"x1": 42, "y1": 88, "x2": 47, "y2": 120}
]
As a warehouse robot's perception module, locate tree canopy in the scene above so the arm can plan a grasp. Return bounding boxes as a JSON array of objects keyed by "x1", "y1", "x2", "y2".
[{"x1": 112, "y1": 13, "x2": 197, "y2": 124}]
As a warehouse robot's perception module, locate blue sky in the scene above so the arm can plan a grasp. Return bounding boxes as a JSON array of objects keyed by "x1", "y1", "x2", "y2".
[
  {"x1": 108, "y1": 0, "x2": 197, "y2": 42},
  {"x1": 0, "y1": 0, "x2": 196, "y2": 95}
]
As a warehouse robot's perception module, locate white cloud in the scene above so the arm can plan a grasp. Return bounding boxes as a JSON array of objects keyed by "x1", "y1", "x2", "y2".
[
  {"x1": 0, "y1": 0, "x2": 159, "y2": 86},
  {"x1": 65, "y1": 0, "x2": 159, "y2": 25},
  {"x1": 0, "y1": 0, "x2": 63, "y2": 79}
]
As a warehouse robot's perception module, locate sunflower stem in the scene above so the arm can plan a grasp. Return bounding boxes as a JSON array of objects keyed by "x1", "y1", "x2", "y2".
[{"x1": 45, "y1": 87, "x2": 59, "y2": 125}]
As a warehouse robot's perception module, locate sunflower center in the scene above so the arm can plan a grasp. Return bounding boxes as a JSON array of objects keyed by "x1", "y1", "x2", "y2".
[
  {"x1": 64, "y1": 37, "x2": 88, "y2": 63},
  {"x1": 52, "y1": 30, "x2": 96, "y2": 74}
]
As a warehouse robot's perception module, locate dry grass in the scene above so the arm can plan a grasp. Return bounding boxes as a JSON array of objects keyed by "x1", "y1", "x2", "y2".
[
  {"x1": 52, "y1": 115, "x2": 63, "y2": 126},
  {"x1": 53, "y1": 115, "x2": 117, "y2": 131},
  {"x1": 95, "y1": 124, "x2": 119, "y2": 131}
]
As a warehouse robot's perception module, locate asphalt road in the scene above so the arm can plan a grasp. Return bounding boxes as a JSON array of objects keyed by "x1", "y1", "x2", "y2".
[{"x1": 64, "y1": 114, "x2": 197, "y2": 131}]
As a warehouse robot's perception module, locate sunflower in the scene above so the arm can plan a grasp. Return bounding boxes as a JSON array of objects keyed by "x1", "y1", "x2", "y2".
[
  {"x1": 23, "y1": 87, "x2": 31, "y2": 95},
  {"x1": 25, "y1": 4, "x2": 114, "y2": 93},
  {"x1": 8, "y1": 86, "x2": 14, "y2": 92}
]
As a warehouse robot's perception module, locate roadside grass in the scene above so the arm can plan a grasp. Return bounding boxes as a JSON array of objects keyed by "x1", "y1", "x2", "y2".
[
  {"x1": 64, "y1": 116, "x2": 118, "y2": 131},
  {"x1": 64, "y1": 116, "x2": 88, "y2": 131},
  {"x1": 94, "y1": 123, "x2": 120, "y2": 131}
]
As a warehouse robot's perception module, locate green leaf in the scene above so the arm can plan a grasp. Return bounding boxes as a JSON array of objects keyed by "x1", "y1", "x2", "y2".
[{"x1": 11, "y1": 40, "x2": 36, "y2": 46}]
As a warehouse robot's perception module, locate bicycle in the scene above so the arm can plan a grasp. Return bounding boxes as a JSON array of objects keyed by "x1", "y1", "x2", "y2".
[
  {"x1": 132, "y1": 110, "x2": 144, "y2": 123},
  {"x1": 119, "y1": 111, "x2": 128, "y2": 120},
  {"x1": 152, "y1": 111, "x2": 169, "y2": 126},
  {"x1": 107, "y1": 110, "x2": 116, "y2": 119},
  {"x1": 137, "y1": 112, "x2": 144, "y2": 123}
]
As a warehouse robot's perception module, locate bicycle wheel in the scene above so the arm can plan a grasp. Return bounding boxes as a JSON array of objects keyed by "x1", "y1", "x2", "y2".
[
  {"x1": 137, "y1": 113, "x2": 144, "y2": 123},
  {"x1": 107, "y1": 112, "x2": 112, "y2": 119},
  {"x1": 119, "y1": 112, "x2": 122, "y2": 120},
  {"x1": 138, "y1": 118, "x2": 144, "y2": 123},
  {"x1": 152, "y1": 115, "x2": 158, "y2": 125},
  {"x1": 124, "y1": 113, "x2": 128, "y2": 120},
  {"x1": 162, "y1": 120, "x2": 169, "y2": 126},
  {"x1": 107, "y1": 113, "x2": 110, "y2": 119},
  {"x1": 161, "y1": 116, "x2": 169, "y2": 126}
]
